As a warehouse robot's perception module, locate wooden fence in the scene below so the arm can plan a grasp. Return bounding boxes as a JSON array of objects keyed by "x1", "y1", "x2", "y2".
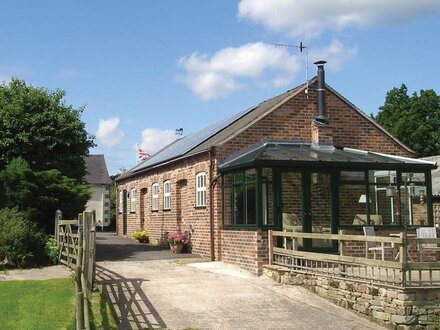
[
  {"x1": 55, "y1": 210, "x2": 96, "y2": 330},
  {"x1": 268, "y1": 230, "x2": 440, "y2": 289}
]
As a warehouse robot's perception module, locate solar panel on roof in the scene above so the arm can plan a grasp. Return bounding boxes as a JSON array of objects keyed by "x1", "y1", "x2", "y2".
[{"x1": 129, "y1": 105, "x2": 256, "y2": 174}]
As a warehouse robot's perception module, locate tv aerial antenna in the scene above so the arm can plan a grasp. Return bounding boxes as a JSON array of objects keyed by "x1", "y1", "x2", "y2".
[{"x1": 274, "y1": 42, "x2": 309, "y2": 98}]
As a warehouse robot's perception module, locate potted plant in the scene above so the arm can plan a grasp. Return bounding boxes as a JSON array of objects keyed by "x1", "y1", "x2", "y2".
[
  {"x1": 167, "y1": 230, "x2": 191, "y2": 253},
  {"x1": 132, "y1": 230, "x2": 149, "y2": 243}
]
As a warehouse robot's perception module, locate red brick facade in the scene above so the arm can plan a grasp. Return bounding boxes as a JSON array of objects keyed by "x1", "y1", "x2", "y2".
[{"x1": 116, "y1": 80, "x2": 414, "y2": 274}]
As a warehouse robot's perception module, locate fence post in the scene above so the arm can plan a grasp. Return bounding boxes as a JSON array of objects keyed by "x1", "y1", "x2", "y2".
[
  {"x1": 55, "y1": 210, "x2": 62, "y2": 245},
  {"x1": 75, "y1": 230, "x2": 84, "y2": 330},
  {"x1": 338, "y1": 230, "x2": 345, "y2": 256},
  {"x1": 268, "y1": 230, "x2": 273, "y2": 265},
  {"x1": 83, "y1": 211, "x2": 95, "y2": 297},
  {"x1": 399, "y1": 232, "x2": 407, "y2": 286}
]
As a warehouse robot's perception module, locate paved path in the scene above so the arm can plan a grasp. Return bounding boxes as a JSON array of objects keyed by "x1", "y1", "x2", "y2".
[
  {"x1": 96, "y1": 231, "x2": 201, "y2": 262},
  {"x1": 96, "y1": 233, "x2": 384, "y2": 330},
  {"x1": 0, "y1": 265, "x2": 72, "y2": 281}
]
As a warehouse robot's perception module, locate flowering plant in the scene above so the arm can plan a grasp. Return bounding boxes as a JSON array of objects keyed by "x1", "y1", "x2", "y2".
[
  {"x1": 167, "y1": 230, "x2": 191, "y2": 246},
  {"x1": 132, "y1": 230, "x2": 149, "y2": 242}
]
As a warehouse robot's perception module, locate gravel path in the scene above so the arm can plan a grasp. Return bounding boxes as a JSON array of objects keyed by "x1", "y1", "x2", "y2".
[{"x1": 0, "y1": 265, "x2": 72, "y2": 281}]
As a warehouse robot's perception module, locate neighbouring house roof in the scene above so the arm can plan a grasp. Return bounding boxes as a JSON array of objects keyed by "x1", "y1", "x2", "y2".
[
  {"x1": 85, "y1": 154, "x2": 111, "y2": 185},
  {"x1": 117, "y1": 78, "x2": 414, "y2": 182},
  {"x1": 420, "y1": 155, "x2": 440, "y2": 195},
  {"x1": 218, "y1": 141, "x2": 436, "y2": 172}
]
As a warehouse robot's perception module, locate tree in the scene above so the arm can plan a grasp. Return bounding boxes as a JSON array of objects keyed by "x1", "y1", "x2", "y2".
[
  {"x1": 0, "y1": 79, "x2": 95, "y2": 232},
  {"x1": 373, "y1": 84, "x2": 440, "y2": 157},
  {"x1": 0, "y1": 158, "x2": 91, "y2": 231},
  {"x1": 0, "y1": 79, "x2": 95, "y2": 181}
]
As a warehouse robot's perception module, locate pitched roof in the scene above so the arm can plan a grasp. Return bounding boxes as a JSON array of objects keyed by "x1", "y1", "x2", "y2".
[
  {"x1": 85, "y1": 154, "x2": 111, "y2": 185},
  {"x1": 117, "y1": 78, "x2": 414, "y2": 181},
  {"x1": 117, "y1": 82, "x2": 306, "y2": 181}
]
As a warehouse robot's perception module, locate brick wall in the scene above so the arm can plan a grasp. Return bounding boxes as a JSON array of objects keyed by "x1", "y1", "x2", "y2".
[
  {"x1": 221, "y1": 229, "x2": 269, "y2": 274},
  {"x1": 216, "y1": 81, "x2": 413, "y2": 161},
  {"x1": 116, "y1": 80, "x2": 416, "y2": 274},
  {"x1": 116, "y1": 153, "x2": 214, "y2": 260}
]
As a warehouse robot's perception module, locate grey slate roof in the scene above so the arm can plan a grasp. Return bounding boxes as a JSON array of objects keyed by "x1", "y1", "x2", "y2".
[
  {"x1": 85, "y1": 154, "x2": 111, "y2": 185},
  {"x1": 420, "y1": 155, "x2": 440, "y2": 195},
  {"x1": 117, "y1": 77, "x2": 414, "y2": 182},
  {"x1": 117, "y1": 82, "x2": 307, "y2": 181}
]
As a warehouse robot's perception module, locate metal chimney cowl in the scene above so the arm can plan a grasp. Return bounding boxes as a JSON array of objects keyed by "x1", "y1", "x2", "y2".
[{"x1": 313, "y1": 60, "x2": 328, "y2": 125}]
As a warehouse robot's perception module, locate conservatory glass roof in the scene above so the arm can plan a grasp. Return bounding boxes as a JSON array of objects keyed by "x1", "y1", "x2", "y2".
[{"x1": 218, "y1": 142, "x2": 437, "y2": 172}]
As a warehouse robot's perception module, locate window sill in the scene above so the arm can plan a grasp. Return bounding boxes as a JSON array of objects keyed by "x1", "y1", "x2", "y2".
[
  {"x1": 195, "y1": 206, "x2": 207, "y2": 209},
  {"x1": 163, "y1": 209, "x2": 171, "y2": 212}
]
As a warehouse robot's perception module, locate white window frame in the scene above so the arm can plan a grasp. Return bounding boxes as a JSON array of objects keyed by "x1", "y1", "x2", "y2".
[
  {"x1": 152, "y1": 183, "x2": 159, "y2": 211},
  {"x1": 196, "y1": 172, "x2": 206, "y2": 207},
  {"x1": 130, "y1": 188, "x2": 136, "y2": 213},
  {"x1": 119, "y1": 191, "x2": 123, "y2": 213},
  {"x1": 163, "y1": 180, "x2": 171, "y2": 210}
]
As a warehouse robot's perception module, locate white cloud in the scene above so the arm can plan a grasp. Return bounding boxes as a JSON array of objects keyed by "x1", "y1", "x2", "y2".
[
  {"x1": 140, "y1": 128, "x2": 177, "y2": 154},
  {"x1": 309, "y1": 40, "x2": 358, "y2": 71},
  {"x1": 178, "y1": 42, "x2": 301, "y2": 100},
  {"x1": 96, "y1": 117, "x2": 124, "y2": 147},
  {"x1": 238, "y1": 0, "x2": 440, "y2": 38}
]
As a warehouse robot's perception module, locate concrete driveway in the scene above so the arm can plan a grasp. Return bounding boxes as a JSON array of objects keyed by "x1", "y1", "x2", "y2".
[{"x1": 96, "y1": 233, "x2": 384, "y2": 330}]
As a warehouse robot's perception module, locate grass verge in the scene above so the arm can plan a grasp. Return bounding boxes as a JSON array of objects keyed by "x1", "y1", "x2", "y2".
[
  {"x1": 0, "y1": 278, "x2": 119, "y2": 330},
  {"x1": 0, "y1": 278, "x2": 75, "y2": 330},
  {"x1": 89, "y1": 287, "x2": 119, "y2": 330}
]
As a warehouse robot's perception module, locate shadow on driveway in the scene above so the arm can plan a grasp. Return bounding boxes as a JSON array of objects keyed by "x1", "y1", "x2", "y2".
[
  {"x1": 95, "y1": 232, "x2": 201, "y2": 262},
  {"x1": 96, "y1": 264, "x2": 167, "y2": 329}
]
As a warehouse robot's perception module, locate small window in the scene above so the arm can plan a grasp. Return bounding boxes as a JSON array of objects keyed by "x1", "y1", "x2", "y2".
[
  {"x1": 130, "y1": 188, "x2": 136, "y2": 213},
  {"x1": 196, "y1": 172, "x2": 206, "y2": 207},
  {"x1": 163, "y1": 180, "x2": 171, "y2": 210},
  {"x1": 119, "y1": 191, "x2": 123, "y2": 213},
  {"x1": 152, "y1": 183, "x2": 159, "y2": 211}
]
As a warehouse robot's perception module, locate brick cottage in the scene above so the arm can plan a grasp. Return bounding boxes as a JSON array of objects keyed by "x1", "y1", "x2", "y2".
[{"x1": 116, "y1": 61, "x2": 436, "y2": 274}]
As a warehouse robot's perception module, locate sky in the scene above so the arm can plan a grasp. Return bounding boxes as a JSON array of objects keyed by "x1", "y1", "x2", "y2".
[{"x1": 1, "y1": 1, "x2": 440, "y2": 175}]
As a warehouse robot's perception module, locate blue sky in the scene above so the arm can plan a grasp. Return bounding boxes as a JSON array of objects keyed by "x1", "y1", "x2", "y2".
[{"x1": 1, "y1": 1, "x2": 440, "y2": 175}]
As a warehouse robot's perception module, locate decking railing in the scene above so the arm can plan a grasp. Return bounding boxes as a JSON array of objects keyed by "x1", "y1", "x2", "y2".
[{"x1": 268, "y1": 230, "x2": 440, "y2": 289}]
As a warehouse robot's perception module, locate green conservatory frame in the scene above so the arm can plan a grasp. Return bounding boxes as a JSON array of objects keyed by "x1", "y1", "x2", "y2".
[{"x1": 220, "y1": 142, "x2": 437, "y2": 235}]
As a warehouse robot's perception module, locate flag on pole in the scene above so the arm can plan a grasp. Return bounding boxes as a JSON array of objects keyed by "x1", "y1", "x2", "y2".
[{"x1": 137, "y1": 144, "x2": 151, "y2": 161}]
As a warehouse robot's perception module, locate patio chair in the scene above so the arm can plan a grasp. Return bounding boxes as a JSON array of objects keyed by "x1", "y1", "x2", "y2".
[
  {"x1": 363, "y1": 226, "x2": 393, "y2": 260},
  {"x1": 416, "y1": 227, "x2": 440, "y2": 260}
]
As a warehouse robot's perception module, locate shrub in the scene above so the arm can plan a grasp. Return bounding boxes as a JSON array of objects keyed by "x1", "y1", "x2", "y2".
[
  {"x1": 45, "y1": 236, "x2": 59, "y2": 265},
  {"x1": 0, "y1": 208, "x2": 48, "y2": 267}
]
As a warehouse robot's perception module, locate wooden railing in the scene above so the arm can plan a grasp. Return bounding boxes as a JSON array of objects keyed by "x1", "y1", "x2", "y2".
[
  {"x1": 55, "y1": 210, "x2": 96, "y2": 330},
  {"x1": 268, "y1": 230, "x2": 440, "y2": 288}
]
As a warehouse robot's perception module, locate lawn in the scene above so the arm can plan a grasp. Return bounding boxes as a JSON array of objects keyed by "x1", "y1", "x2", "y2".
[
  {"x1": 0, "y1": 278, "x2": 75, "y2": 329},
  {"x1": 0, "y1": 278, "x2": 119, "y2": 330}
]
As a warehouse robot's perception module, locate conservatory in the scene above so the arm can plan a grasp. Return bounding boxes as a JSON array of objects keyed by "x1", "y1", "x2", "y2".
[{"x1": 219, "y1": 141, "x2": 436, "y2": 252}]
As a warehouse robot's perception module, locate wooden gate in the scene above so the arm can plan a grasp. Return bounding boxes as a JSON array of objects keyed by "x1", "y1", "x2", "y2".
[{"x1": 55, "y1": 210, "x2": 96, "y2": 330}]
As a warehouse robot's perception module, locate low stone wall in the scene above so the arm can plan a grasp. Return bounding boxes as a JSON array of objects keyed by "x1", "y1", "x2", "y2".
[{"x1": 264, "y1": 265, "x2": 440, "y2": 329}]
